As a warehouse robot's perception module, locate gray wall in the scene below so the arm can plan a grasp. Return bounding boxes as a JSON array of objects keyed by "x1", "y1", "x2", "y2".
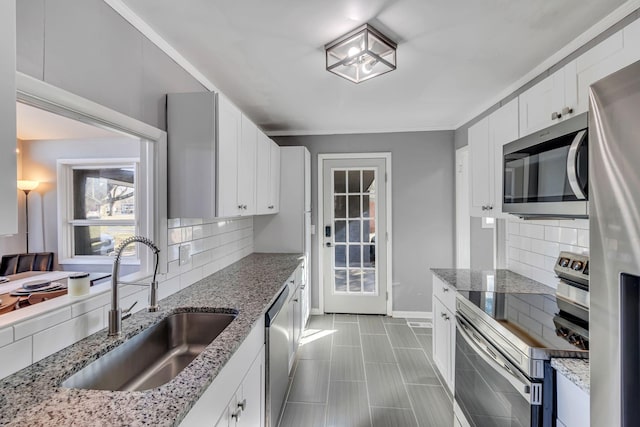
[
  {"x1": 276, "y1": 131, "x2": 455, "y2": 313},
  {"x1": 469, "y1": 217, "x2": 494, "y2": 270},
  {"x1": 16, "y1": 0, "x2": 206, "y2": 131}
]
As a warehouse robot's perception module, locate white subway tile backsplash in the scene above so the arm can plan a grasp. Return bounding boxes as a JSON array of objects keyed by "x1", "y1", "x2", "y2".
[
  {"x1": 0, "y1": 338, "x2": 32, "y2": 379},
  {"x1": 558, "y1": 228, "x2": 578, "y2": 245},
  {"x1": 573, "y1": 219, "x2": 589, "y2": 230},
  {"x1": 168, "y1": 218, "x2": 180, "y2": 229},
  {"x1": 181, "y1": 227, "x2": 193, "y2": 243},
  {"x1": 71, "y1": 293, "x2": 110, "y2": 318},
  {"x1": 14, "y1": 307, "x2": 72, "y2": 340},
  {"x1": 168, "y1": 229, "x2": 182, "y2": 245},
  {"x1": 33, "y1": 308, "x2": 104, "y2": 362},
  {"x1": 530, "y1": 239, "x2": 547, "y2": 255},
  {"x1": 158, "y1": 276, "x2": 180, "y2": 300},
  {"x1": 192, "y1": 225, "x2": 204, "y2": 240},
  {"x1": 520, "y1": 237, "x2": 532, "y2": 252},
  {"x1": 578, "y1": 229, "x2": 589, "y2": 247},
  {"x1": 0, "y1": 328, "x2": 13, "y2": 348},
  {"x1": 544, "y1": 226, "x2": 561, "y2": 243},
  {"x1": 167, "y1": 244, "x2": 179, "y2": 262},
  {"x1": 180, "y1": 267, "x2": 203, "y2": 289}
]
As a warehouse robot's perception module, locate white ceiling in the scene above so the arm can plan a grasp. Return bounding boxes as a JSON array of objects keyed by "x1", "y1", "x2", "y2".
[
  {"x1": 120, "y1": 0, "x2": 628, "y2": 135},
  {"x1": 16, "y1": 103, "x2": 120, "y2": 140}
]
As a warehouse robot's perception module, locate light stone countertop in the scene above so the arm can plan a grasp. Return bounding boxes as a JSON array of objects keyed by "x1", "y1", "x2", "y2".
[
  {"x1": 0, "y1": 253, "x2": 302, "y2": 426},
  {"x1": 552, "y1": 358, "x2": 590, "y2": 394},
  {"x1": 431, "y1": 268, "x2": 556, "y2": 294}
]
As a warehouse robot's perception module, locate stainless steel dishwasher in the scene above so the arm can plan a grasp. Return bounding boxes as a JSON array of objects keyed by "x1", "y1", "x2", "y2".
[{"x1": 265, "y1": 285, "x2": 290, "y2": 427}]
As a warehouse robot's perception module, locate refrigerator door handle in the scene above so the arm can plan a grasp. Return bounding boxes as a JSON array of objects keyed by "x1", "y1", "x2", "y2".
[{"x1": 567, "y1": 130, "x2": 587, "y2": 200}]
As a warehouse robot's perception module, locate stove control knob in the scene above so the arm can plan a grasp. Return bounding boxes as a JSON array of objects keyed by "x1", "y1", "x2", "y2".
[
  {"x1": 572, "y1": 261, "x2": 584, "y2": 271},
  {"x1": 555, "y1": 327, "x2": 569, "y2": 338},
  {"x1": 559, "y1": 258, "x2": 571, "y2": 268}
]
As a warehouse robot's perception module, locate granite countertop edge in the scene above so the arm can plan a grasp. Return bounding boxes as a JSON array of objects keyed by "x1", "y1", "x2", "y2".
[
  {"x1": 551, "y1": 358, "x2": 590, "y2": 394},
  {"x1": 0, "y1": 253, "x2": 303, "y2": 427},
  {"x1": 430, "y1": 268, "x2": 556, "y2": 294}
]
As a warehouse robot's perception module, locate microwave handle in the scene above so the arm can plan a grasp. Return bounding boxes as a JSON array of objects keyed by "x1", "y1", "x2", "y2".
[
  {"x1": 456, "y1": 315, "x2": 535, "y2": 403},
  {"x1": 567, "y1": 130, "x2": 587, "y2": 200}
]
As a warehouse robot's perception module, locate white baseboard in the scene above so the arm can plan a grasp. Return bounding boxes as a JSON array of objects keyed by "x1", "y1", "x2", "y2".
[
  {"x1": 310, "y1": 308, "x2": 324, "y2": 315},
  {"x1": 392, "y1": 311, "x2": 432, "y2": 319}
]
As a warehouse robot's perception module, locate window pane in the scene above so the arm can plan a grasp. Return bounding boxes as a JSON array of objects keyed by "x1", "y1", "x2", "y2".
[
  {"x1": 348, "y1": 171, "x2": 360, "y2": 193},
  {"x1": 348, "y1": 220, "x2": 361, "y2": 242},
  {"x1": 363, "y1": 271, "x2": 376, "y2": 293},
  {"x1": 334, "y1": 170, "x2": 346, "y2": 193},
  {"x1": 363, "y1": 244, "x2": 375, "y2": 267},
  {"x1": 363, "y1": 171, "x2": 375, "y2": 193},
  {"x1": 73, "y1": 168, "x2": 135, "y2": 220},
  {"x1": 348, "y1": 195, "x2": 361, "y2": 218},
  {"x1": 334, "y1": 196, "x2": 346, "y2": 218},
  {"x1": 335, "y1": 270, "x2": 347, "y2": 292},
  {"x1": 349, "y1": 269, "x2": 362, "y2": 292},
  {"x1": 335, "y1": 220, "x2": 346, "y2": 242},
  {"x1": 73, "y1": 225, "x2": 135, "y2": 256},
  {"x1": 349, "y1": 245, "x2": 361, "y2": 267},
  {"x1": 335, "y1": 245, "x2": 346, "y2": 267}
]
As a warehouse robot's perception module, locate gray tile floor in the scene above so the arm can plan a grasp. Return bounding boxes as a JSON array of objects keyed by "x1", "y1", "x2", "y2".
[{"x1": 278, "y1": 315, "x2": 454, "y2": 427}]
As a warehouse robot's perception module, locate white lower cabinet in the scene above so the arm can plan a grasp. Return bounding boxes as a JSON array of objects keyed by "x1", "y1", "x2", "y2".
[
  {"x1": 432, "y1": 275, "x2": 456, "y2": 393},
  {"x1": 556, "y1": 371, "x2": 589, "y2": 427},
  {"x1": 180, "y1": 318, "x2": 265, "y2": 427},
  {"x1": 287, "y1": 266, "x2": 303, "y2": 373}
]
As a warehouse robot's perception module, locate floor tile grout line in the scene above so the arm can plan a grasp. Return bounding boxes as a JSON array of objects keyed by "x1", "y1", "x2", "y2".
[
  {"x1": 321, "y1": 314, "x2": 335, "y2": 427},
  {"x1": 383, "y1": 318, "x2": 421, "y2": 426},
  {"x1": 356, "y1": 315, "x2": 374, "y2": 427}
]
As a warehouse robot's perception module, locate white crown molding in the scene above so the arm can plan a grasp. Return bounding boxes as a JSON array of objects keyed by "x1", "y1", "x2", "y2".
[
  {"x1": 103, "y1": 0, "x2": 218, "y2": 93},
  {"x1": 266, "y1": 124, "x2": 455, "y2": 137},
  {"x1": 454, "y1": 0, "x2": 640, "y2": 129}
]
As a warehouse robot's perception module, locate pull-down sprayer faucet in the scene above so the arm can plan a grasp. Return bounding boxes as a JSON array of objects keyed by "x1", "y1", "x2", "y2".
[{"x1": 108, "y1": 236, "x2": 160, "y2": 336}]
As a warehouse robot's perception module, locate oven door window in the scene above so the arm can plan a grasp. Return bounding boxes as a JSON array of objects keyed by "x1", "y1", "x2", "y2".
[
  {"x1": 455, "y1": 321, "x2": 536, "y2": 426},
  {"x1": 503, "y1": 131, "x2": 588, "y2": 204}
]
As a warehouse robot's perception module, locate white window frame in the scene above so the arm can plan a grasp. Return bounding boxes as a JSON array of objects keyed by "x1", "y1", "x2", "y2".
[{"x1": 57, "y1": 157, "x2": 149, "y2": 266}]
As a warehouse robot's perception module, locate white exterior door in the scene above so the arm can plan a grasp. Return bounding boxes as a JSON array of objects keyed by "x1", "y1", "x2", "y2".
[{"x1": 322, "y1": 157, "x2": 388, "y2": 314}]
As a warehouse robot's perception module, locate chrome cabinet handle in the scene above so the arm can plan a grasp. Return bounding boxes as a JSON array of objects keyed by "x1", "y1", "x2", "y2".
[
  {"x1": 441, "y1": 312, "x2": 446, "y2": 318},
  {"x1": 444, "y1": 315, "x2": 450, "y2": 321},
  {"x1": 268, "y1": 205, "x2": 274, "y2": 209},
  {"x1": 293, "y1": 298, "x2": 299, "y2": 302},
  {"x1": 562, "y1": 107, "x2": 573, "y2": 115},
  {"x1": 231, "y1": 408, "x2": 242, "y2": 420},
  {"x1": 442, "y1": 287, "x2": 449, "y2": 292},
  {"x1": 237, "y1": 204, "x2": 243, "y2": 209},
  {"x1": 551, "y1": 111, "x2": 561, "y2": 120},
  {"x1": 237, "y1": 399, "x2": 247, "y2": 411}
]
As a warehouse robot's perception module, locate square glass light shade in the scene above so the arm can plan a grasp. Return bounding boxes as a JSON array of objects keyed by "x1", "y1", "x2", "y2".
[{"x1": 325, "y1": 24, "x2": 397, "y2": 84}]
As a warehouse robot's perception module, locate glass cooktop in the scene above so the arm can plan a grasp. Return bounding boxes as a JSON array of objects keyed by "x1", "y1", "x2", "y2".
[{"x1": 457, "y1": 291, "x2": 589, "y2": 352}]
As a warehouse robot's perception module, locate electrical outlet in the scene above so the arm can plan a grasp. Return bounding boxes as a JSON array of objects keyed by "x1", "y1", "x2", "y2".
[{"x1": 179, "y1": 244, "x2": 191, "y2": 266}]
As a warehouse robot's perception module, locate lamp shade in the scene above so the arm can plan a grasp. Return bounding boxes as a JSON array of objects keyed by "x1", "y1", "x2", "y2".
[
  {"x1": 17, "y1": 180, "x2": 39, "y2": 192},
  {"x1": 325, "y1": 24, "x2": 397, "y2": 84}
]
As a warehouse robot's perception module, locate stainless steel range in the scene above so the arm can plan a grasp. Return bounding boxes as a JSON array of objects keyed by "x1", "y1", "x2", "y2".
[{"x1": 454, "y1": 253, "x2": 589, "y2": 427}]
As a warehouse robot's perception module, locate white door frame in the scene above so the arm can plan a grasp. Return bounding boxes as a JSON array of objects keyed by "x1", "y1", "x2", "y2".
[{"x1": 317, "y1": 152, "x2": 392, "y2": 316}]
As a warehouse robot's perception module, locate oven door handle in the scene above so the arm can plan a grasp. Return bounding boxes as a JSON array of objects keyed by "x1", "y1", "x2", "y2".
[
  {"x1": 566, "y1": 129, "x2": 587, "y2": 200},
  {"x1": 456, "y1": 315, "x2": 534, "y2": 402}
]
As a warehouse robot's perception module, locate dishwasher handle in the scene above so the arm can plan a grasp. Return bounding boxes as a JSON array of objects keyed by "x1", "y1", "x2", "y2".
[{"x1": 266, "y1": 285, "x2": 290, "y2": 327}]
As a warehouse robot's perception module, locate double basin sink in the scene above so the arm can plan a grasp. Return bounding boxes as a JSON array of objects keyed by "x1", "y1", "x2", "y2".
[{"x1": 63, "y1": 311, "x2": 236, "y2": 391}]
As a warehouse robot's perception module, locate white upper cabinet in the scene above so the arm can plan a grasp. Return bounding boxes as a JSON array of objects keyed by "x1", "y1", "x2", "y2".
[
  {"x1": 489, "y1": 99, "x2": 519, "y2": 218},
  {"x1": 469, "y1": 99, "x2": 518, "y2": 218},
  {"x1": 255, "y1": 134, "x2": 280, "y2": 215},
  {"x1": 217, "y1": 95, "x2": 242, "y2": 218},
  {"x1": 468, "y1": 116, "x2": 492, "y2": 217},
  {"x1": 518, "y1": 62, "x2": 577, "y2": 137},
  {"x1": 0, "y1": 0, "x2": 17, "y2": 236},
  {"x1": 238, "y1": 115, "x2": 257, "y2": 215}
]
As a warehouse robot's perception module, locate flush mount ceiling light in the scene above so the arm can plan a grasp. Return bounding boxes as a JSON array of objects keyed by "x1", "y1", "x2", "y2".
[{"x1": 325, "y1": 24, "x2": 397, "y2": 84}]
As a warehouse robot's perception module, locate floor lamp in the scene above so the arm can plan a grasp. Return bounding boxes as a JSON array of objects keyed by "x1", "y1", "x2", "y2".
[{"x1": 17, "y1": 180, "x2": 39, "y2": 253}]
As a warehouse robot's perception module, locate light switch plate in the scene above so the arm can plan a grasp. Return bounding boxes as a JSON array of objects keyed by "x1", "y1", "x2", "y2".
[{"x1": 179, "y1": 244, "x2": 191, "y2": 266}]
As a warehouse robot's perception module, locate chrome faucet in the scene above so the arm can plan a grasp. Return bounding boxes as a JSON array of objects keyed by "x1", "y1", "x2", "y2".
[{"x1": 108, "y1": 236, "x2": 160, "y2": 336}]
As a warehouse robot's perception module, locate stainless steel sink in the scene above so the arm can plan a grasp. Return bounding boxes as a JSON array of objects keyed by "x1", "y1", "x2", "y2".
[{"x1": 63, "y1": 311, "x2": 236, "y2": 391}]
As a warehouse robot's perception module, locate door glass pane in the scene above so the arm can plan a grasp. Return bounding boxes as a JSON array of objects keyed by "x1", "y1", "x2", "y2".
[
  {"x1": 348, "y1": 195, "x2": 361, "y2": 218},
  {"x1": 335, "y1": 220, "x2": 346, "y2": 242},
  {"x1": 349, "y1": 245, "x2": 361, "y2": 267},
  {"x1": 349, "y1": 269, "x2": 362, "y2": 292},
  {"x1": 363, "y1": 171, "x2": 375, "y2": 193},
  {"x1": 348, "y1": 171, "x2": 361, "y2": 193},
  {"x1": 334, "y1": 170, "x2": 346, "y2": 193},
  {"x1": 363, "y1": 271, "x2": 376, "y2": 293},
  {"x1": 335, "y1": 245, "x2": 346, "y2": 267},
  {"x1": 348, "y1": 220, "x2": 361, "y2": 242},
  {"x1": 335, "y1": 270, "x2": 347, "y2": 292},
  {"x1": 363, "y1": 244, "x2": 375, "y2": 267},
  {"x1": 335, "y1": 196, "x2": 346, "y2": 218},
  {"x1": 362, "y1": 195, "x2": 370, "y2": 217},
  {"x1": 363, "y1": 220, "x2": 375, "y2": 244}
]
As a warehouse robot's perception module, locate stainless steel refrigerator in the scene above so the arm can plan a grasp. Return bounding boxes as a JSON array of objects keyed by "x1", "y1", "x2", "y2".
[{"x1": 590, "y1": 59, "x2": 640, "y2": 427}]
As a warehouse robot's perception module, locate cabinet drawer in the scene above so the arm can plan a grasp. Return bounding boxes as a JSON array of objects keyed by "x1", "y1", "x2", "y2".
[{"x1": 433, "y1": 275, "x2": 456, "y2": 313}]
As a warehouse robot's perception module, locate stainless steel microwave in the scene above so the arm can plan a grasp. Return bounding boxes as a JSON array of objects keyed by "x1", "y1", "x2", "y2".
[{"x1": 503, "y1": 113, "x2": 588, "y2": 218}]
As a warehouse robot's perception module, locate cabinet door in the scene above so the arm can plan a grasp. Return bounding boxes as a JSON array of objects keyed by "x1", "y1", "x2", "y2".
[
  {"x1": 236, "y1": 347, "x2": 265, "y2": 427},
  {"x1": 293, "y1": 285, "x2": 302, "y2": 353},
  {"x1": 489, "y1": 99, "x2": 519, "y2": 218},
  {"x1": 0, "y1": 0, "x2": 17, "y2": 236},
  {"x1": 238, "y1": 115, "x2": 257, "y2": 215},
  {"x1": 218, "y1": 95, "x2": 242, "y2": 218},
  {"x1": 468, "y1": 116, "x2": 492, "y2": 217},
  {"x1": 518, "y1": 73, "x2": 562, "y2": 136},
  {"x1": 432, "y1": 297, "x2": 451, "y2": 390},
  {"x1": 255, "y1": 133, "x2": 270, "y2": 215},
  {"x1": 269, "y1": 140, "x2": 281, "y2": 213}
]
